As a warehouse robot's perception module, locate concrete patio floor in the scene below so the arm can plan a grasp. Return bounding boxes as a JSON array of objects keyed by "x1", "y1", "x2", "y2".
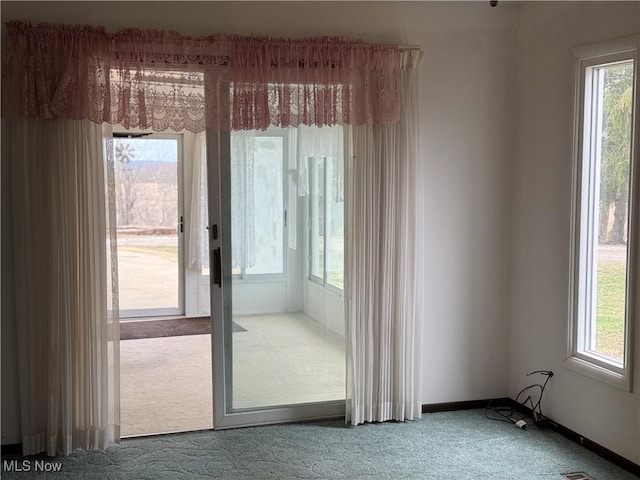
[{"x1": 117, "y1": 235, "x2": 179, "y2": 312}]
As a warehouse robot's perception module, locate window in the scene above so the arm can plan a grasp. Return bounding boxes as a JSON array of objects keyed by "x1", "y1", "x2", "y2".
[
  {"x1": 566, "y1": 38, "x2": 639, "y2": 390},
  {"x1": 309, "y1": 153, "x2": 344, "y2": 291},
  {"x1": 113, "y1": 133, "x2": 184, "y2": 318},
  {"x1": 231, "y1": 131, "x2": 286, "y2": 278}
]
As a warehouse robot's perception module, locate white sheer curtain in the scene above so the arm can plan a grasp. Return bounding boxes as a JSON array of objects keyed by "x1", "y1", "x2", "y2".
[
  {"x1": 346, "y1": 50, "x2": 424, "y2": 425},
  {"x1": 297, "y1": 125, "x2": 344, "y2": 198},
  {"x1": 188, "y1": 132, "x2": 209, "y2": 271},
  {"x1": 230, "y1": 132, "x2": 257, "y2": 271},
  {"x1": 8, "y1": 118, "x2": 120, "y2": 456}
]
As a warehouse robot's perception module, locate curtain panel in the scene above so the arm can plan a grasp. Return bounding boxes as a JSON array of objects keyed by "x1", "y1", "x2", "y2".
[
  {"x1": 346, "y1": 50, "x2": 424, "y2": 425},
  {"x1": 2, "y1": 21, "x2": 401, "y2": 132},
  {"x1": 8, "y1": 119, "x2": 120, "y2": 456}
]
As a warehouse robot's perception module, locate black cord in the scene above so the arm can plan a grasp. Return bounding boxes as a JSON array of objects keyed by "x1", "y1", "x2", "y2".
[
  {"x1": 485, "y1": 370, "x2": 553, "y2": 427},
  {"x1": 484, "y1": 402, "x2": 521, "y2": 424},
  {"x1": 513, "y1": 371, "x2": 552, "y2": 421}
]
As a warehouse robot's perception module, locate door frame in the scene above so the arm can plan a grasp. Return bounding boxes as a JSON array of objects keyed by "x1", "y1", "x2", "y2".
[{"x1": 113, "y1": 131, "x2": 185, "y2": 319}]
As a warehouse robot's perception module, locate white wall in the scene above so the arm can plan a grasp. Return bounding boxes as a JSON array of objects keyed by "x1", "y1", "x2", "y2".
[
  {"x1": 305, "y1": 281, "x2": 345, "y2": 337},
  {"x1": 232, "y1": 281, "x2": 288, "y2": 315},
  {"x1": 510, "y1": 1, "x2": 640, "y2": 464},
  {"x1": 418, "y1": 10, "x2": 517, "y2": 404},
  {"x1": 1, "y1": 1, "x2": 519, "y2": 443}
]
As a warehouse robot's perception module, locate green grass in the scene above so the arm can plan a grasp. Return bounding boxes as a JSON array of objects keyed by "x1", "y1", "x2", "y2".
[{"x1": 596, "y1": 263, "x2": 627, "y2": 362}]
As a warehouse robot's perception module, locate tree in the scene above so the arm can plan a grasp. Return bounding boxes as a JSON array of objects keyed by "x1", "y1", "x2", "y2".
[
  {"x1": 599, "y1": 63, "x2": 633, "y2": 245},
  {"x1": 114, "y1": 138, "x2": 179, "y2": 230},
  {"x1": 115, "y1": 140, "x2": 139, "y2": 227}
]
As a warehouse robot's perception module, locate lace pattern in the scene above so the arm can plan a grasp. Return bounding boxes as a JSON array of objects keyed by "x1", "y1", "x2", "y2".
[{"x1": 2, "y1": 21, "x2": 402, "y2": 131}]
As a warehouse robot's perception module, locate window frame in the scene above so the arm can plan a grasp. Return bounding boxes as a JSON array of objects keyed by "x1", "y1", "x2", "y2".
[
  {"x1": 231, "y1": 128, "x2": 289, "y2": 283},
  {"x1": 308, "y1": 155, "x2": 326, "y2": 286},
  {"x1": 308, "y1": 154, "x2": 344, "y2": 294},
  {"x1": 565, "y1": 36, "x2": 640, "y2": 391}
]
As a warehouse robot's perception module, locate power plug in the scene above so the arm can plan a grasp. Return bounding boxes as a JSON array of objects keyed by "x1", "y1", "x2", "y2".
[{"x1": 509, "y1": 417, "x2": 527, "y2": 430}]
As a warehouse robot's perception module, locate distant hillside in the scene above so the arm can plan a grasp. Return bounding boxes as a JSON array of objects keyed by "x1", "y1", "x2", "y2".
[
  {"x1": 117, "y1": 161, "x2": 176, "y2": 184},
  {"x1": 114, "y1": 137, "x2": 178, "y2": 184}
]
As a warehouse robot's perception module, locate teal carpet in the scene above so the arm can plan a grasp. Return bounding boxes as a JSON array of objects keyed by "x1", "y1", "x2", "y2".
[{"x1": 1, "y1": 410, "x2": 636, "y2": 479}]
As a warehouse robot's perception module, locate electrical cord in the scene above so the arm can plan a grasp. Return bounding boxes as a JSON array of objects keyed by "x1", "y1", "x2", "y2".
[{"x1": 485, "y1": 370, "x2": 553, "y2": 428}]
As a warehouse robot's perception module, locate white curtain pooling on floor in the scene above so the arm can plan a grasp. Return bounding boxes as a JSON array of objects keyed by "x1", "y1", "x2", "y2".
[
  {"x1": 346, "y1": 50, "x2": 424, "y2": 425},
  {"x1": 8, "y1": 119, "x2": 120, "y2": 456}
]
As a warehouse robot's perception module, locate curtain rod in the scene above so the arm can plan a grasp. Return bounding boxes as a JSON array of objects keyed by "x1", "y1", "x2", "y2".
[{"x1": 113, "y1": 132, "x2": 152, "y2": 139}]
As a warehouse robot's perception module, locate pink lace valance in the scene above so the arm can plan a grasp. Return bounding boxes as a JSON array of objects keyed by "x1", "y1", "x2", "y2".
[{"x1": 2, "y1": 21, "x2": 401, "y2": 132}]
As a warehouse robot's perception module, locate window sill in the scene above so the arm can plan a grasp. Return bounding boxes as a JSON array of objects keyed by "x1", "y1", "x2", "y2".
[
  {"x1": 232, "y1": 275, "x2": 287, "y2": 284},
  {"x1": 562, "y1": 355, "x2": 632, "y2": 392}
]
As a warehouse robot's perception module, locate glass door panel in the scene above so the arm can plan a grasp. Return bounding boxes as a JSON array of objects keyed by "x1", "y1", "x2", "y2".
[
  {"x1": 209, "y1": 126, "x2": 346, "y2": 429},
  {"x1": 114, "y1": 135, "x2": 183, "y2": 318}
]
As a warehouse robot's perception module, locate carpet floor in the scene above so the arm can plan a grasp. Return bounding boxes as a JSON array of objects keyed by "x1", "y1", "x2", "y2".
[
  {"x1": 120, "y1": 335, "x2": 213, "y2": 436},
  {"x1": 1, "y1": 410, "x2": 636, "y2": 479}
]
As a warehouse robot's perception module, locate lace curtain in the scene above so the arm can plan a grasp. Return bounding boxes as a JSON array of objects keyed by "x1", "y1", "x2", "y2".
[
  {"x1": 2, "y1": 21, "x2": 401, "y2": 132},
  {"x1": 230, "y1": 132, "x2": 257, "y2": 271},
  {"x1": 188, "y1": 132, "x2": 209, "y2": 271}
]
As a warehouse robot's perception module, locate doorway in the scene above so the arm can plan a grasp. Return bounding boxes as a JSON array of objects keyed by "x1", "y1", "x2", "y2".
[
  {"x1": 115, "y1": 124, "x2": 348, "y2": 434},
  {"x1": 114, "y1": 131, "x2": 213, "y2": 436}
]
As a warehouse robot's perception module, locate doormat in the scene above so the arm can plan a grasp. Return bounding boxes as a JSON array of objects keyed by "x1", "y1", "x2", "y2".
[{"x1": 120, "y1": 317, "x2": 246, "y2": 340}]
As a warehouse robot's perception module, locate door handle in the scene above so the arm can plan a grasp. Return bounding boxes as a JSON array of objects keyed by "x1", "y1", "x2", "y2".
[
  {"x1": 206, "y1": 224, "x2": 218, "y2": 240},
  {"x1": 213, "y1": 247, "x2": 222, "y2": 288}
]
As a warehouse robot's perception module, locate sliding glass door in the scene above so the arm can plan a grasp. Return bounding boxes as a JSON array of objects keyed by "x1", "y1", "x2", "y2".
[{"x1": 208, "y1": 126, "x2": 346, "y2": 428}]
